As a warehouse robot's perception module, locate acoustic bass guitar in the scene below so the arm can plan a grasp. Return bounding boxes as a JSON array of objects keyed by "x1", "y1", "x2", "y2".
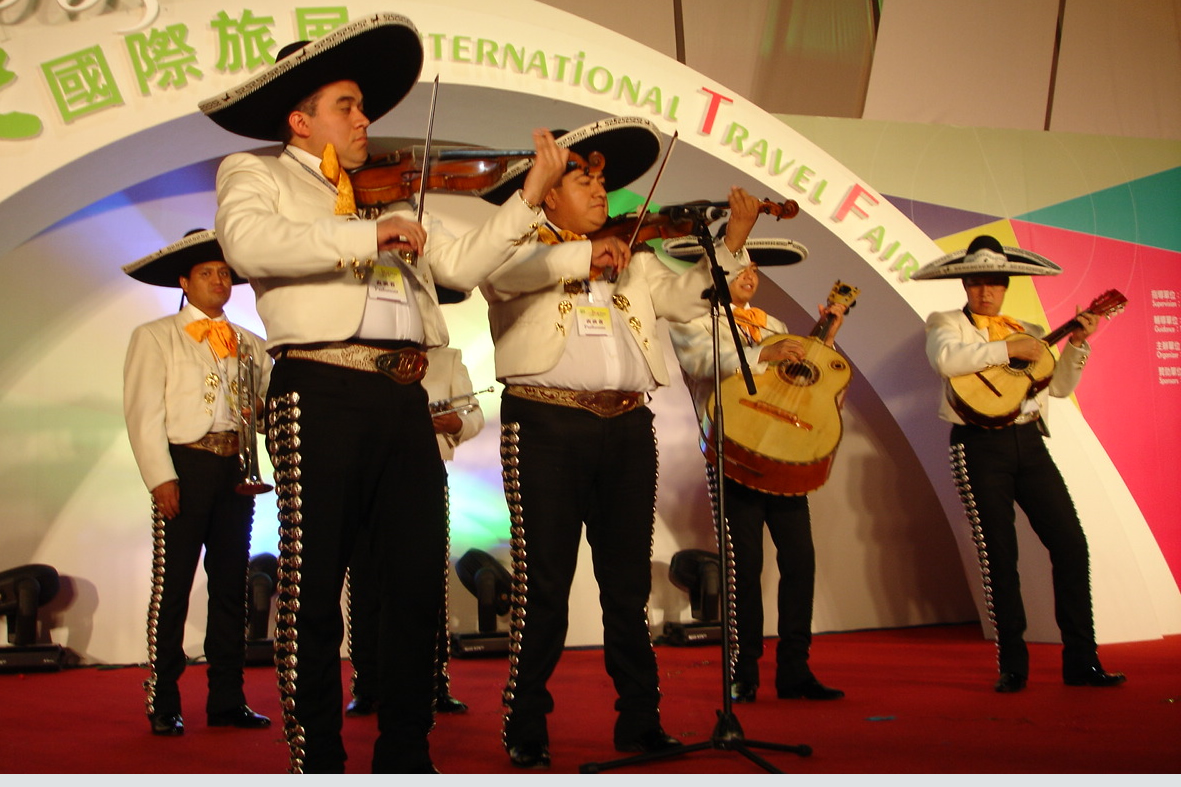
[
  {"x1": 946, "y1": 289, "x2": 1126, "y2": 428},
  {"x1": 703, "y1": 281, "x2": 859, "y2": 496}
]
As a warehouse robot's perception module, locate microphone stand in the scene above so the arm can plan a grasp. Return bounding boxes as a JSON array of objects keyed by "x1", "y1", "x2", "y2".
[{"x1": 580, "y1": 209, "x2": 811, "y2": 773}]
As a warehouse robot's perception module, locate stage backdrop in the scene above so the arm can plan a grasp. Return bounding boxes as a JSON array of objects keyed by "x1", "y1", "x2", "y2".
[{"x1": 1, "y1": 0, "x2": 1178, "y2": 666}]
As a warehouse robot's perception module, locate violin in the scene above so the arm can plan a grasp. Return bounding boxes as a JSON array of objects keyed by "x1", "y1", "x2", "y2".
[
  {"x1": 587, "y1": 198, "x2": 799, "y2": 247},
  {"x1": 349, "y1": 146, "x2": 534, "y2": 209}
]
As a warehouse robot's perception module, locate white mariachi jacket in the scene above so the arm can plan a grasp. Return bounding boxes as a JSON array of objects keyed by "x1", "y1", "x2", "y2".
[
  {"x1": 123, "y1": 307, "x2": 270, "y2": 493},
  {"x1": 924, "y1": 308, "x2": 1090, "y2": 429},
  {"x1": 480, "y1": 238, "x2": 748, "y2": 387},
  {"x1": 213, "y1": 148, "x2": 542, "y2": 351},
  {"x1": 669, "y1": 307, "x2": 790, "y2": 417}
]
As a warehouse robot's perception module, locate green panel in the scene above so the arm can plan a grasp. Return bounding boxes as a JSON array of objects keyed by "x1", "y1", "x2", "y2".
[{"x1": 1016, "y1": 168, "x2": 1181, "y2": 253}]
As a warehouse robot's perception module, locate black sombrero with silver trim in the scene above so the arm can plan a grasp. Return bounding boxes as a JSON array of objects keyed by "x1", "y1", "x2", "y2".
[
  {"x1": 662, "y1": 235, "x2": 809, "y2": 274},
  {"x1": 198, "y1": 14, "x2": 423, "y2": 142},
  {"x1": 911, "y1": 234, "x2": 1062, "y2": 280},
  {"x1": 122, "y1": 229, "x2": 245, "y2": 288},
  {"x1": 478, "y1": 117, "x2": 663, "y2": 205}
]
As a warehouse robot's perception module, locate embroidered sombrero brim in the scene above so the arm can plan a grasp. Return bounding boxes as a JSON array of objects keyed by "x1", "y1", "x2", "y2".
[
  {"x1": 122, "y1": 230, "x2": 245, "y2": 288},
  {"x1": 478, "y1": 117, "x2": 663, "y2": 205},
  {"x1": 198, "y1": 14, "x2": 423, "y2": 142},
  {"x1": 662, "y1": 236, "x2": 809, "y2": 268},
  {"x1": 912, "y1": 245, "x2": 1062, "y2": 279}
]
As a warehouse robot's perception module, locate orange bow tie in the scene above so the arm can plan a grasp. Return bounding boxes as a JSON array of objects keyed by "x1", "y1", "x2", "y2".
[
  {"x1": 185, "y1": 319, "x2": 238, "y2": 359},
  {"x1": 537, "y1": 224, "x2": 587, "y2": 245},
  {"x1": 971, "y1": 313, "x2": 1026, "y2": 341},
  {"x1": 731, "y1": 305, "x2": 768, "y2": 345},
  {"x1": 320, "y1": 143, "x2": 357, "y2": 216}
]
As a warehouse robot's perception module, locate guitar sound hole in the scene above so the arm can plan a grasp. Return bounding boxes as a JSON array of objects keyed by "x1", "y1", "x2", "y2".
[{"x1": 776, "y1": 359, "x2": 819, "y2": 387}]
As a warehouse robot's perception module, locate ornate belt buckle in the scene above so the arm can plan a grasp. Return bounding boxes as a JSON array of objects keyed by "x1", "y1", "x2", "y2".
[{"x1": 375, "y1": 348, "x2": 427, "y2": 384}]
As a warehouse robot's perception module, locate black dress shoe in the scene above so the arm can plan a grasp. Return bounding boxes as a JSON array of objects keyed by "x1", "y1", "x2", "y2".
[
  {"x1": 346, "y1": 696, "x2": 377, "y2": 716},
  {"x1": 149, "y1": 713, "x2": 184, "y2": 736},
  {"x1": 435, "y1": 693, "x2": 468, "y2": 714},
  {"x1": 994, "y1": 672, "x2": 1027, "y2": 693},
  {"x1": 614, "y1": 728, "x2": 683, "y2": 754},
  {"x1": 208, "y1": 705, "x2": 271, "y2": 728},
  {"x1": 730, "y1": 681, "x2": 758, "y2": 703},
  {"x1": 1064, "y1": 665, "x2": 1127, "y2": 687},
  {"x1": 507, "y1": 742, "x2": 551, "y2": 769},
  {"x1": 777, "y1": 677, "x2": 845, "y2": 700}
]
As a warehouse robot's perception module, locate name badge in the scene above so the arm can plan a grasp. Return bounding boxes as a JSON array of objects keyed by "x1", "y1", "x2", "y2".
[
  {"x1": 369, "y1": 264, "x2": 408, "y2": 303},
  {"x1": 577, "y1": 305, "x2": 612, "y2": 337}
]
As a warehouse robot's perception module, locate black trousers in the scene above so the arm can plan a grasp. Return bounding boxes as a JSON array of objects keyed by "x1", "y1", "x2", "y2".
[
  {"x1": 348, "y1": 483, "x2": 453, "y2": 704},
  {"x1": 499, "y1": 395, "x2": 662, "y2": 748},
  {"x1": 950, "y1": 421, "x2": 1098, "y2": 678},
  {"x1": 147, "y1": 445, "x2": 253, "y2": 718},
  {"x1": 722, "y1": 477, "x2": 816, "y2": 689},
  {"x1": 267, "y1": 359, "x2": 446, "y2": 773}
]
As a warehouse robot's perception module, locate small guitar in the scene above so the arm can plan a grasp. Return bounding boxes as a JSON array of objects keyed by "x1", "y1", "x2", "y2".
[
  {"x1": 946, "y1": 289, "x2": 1127, "y2": 428},
  {"x1": 703, "y1": 280, "x2": 859, "y2": 496}
]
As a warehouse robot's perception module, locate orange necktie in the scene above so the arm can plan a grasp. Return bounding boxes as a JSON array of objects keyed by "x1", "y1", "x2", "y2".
[
  {"x1": 731, "y1": 305, "x2": 768, "y2": 345},
  {"x1": 185, "y1": 319, "x2": 238, "y2": 359},
  {"x1": 971, "y1": 313, "x2": 1026, "y2": 341},
  {"x1": 319, "y1": 143, "x2": 357, "y2": 216},
  {"x1": 537, "y1": 224, "x2": 587, "y2": 245}
]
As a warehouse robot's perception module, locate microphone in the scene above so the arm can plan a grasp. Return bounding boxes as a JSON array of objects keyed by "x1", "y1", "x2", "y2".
[{"x1": 659, "y1": 203, "x2": 728, "y2": 224}]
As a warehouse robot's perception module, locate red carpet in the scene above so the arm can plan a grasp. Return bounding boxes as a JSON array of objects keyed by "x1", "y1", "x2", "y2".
[{"x1": 2, "y1": 624, "x2": 1178, "y2": 774}]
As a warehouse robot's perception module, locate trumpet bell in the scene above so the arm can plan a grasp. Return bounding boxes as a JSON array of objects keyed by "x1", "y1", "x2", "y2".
[{"x1": 236, "y1": 480, "x2": 274, "y2": 495}]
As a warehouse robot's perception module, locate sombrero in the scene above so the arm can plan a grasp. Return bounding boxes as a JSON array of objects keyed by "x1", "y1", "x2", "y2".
[
  {"x1": 198, "y1": 14, "x2": 423, "y2": 142},
  {"x1": 662, "y1": 235, "x2": 809, "y2": 279},
  {"x1": 122, "y1": 229, "x2": 245, "y2": 288},
  {"x1": 478, "y1": 117, "x2": 663, "y2": 205},
  {"x1": 911, "y1": 234, "x2": 1062, "y2": 280}
]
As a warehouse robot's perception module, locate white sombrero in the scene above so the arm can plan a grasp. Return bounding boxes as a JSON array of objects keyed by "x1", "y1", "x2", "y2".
[
  {"x1": 663, "y1": 235, "x2": 808, "y2": 279},
  {"x1": 478, "y1": 117, "x2": 663, "y2": 205},
  {"x1": 198, "y1": 14, "x2": 423, "y2": 142},
  {"x1": 122, "y1": 229, "x2": 245, "y2": 288},
  {"x1": 912, "y1": 234, "x2": 1062, "y2": 280}
]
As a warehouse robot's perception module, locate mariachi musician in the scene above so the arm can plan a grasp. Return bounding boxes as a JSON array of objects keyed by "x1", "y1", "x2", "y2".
[
  {"x1": 474, "y1": 116, "x2": 760, "y2": 769},
  {"x1": 915, "y1": 234, "x2": 1125, "y2": 693},
  {"x1": 199, "y1": 13, "x2": 567, "y2": 774},
  {"x1": 667, "y1": 238, "x2": 848, "y2": 705},
  {"x1": 122, "y1": 229, "x2": 272, "y2": 737}
]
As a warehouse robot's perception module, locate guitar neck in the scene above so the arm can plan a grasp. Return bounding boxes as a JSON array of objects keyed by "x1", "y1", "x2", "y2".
[
  {"x1": 1042, "y1": 316, "x2": 1083, "y2": 347},
  {"x1": 809, "y1": 312, "x2": 838, "y2": 344}
]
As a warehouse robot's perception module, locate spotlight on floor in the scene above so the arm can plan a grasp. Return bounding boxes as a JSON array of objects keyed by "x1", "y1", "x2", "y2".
[
  {"x1": 245, "y1": 552, "x2": 278, "y2": 666},
  {"x1": 450, "y1": 549, "x2": 511, "y2": 657},
  {"x1": 662, "y1": 549, "x2": 723, "y2": 646},
  {"x1": 0, "y1": 563, "x2": 65, "y2": 672}
]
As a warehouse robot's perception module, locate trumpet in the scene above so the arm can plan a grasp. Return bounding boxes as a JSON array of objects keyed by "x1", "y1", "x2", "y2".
[
  {"x1": 429, "y1": 386, "x2": 495, "y2": 418},
  {"x1": 235, "y1": 331, "x2": 273, "y2": 496}
]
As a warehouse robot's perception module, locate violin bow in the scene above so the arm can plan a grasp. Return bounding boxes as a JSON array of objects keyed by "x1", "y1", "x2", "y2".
[
  {"x1": 413, "y1": 74, "x2": 441, "y2": 228},
  {"x1": 625, "y1": 130, "x2": 679, "y2": 249}
]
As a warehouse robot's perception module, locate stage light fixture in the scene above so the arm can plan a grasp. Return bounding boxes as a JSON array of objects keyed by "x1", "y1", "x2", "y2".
[
  {"x1": 451, "y1": 548, "x2": 512, "y2": 657},
  {"x1": 245, "y1": 552, "x2": 278, "y2": 665},
  {"x1": 0, "y1": 563, "x2": 65, "y2": 671},
  {"x1": 662, "y1": 549, "x2": 724, "y2": 646}
]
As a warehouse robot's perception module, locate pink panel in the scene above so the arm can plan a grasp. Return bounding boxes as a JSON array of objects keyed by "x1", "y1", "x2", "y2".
[{"x1": 1014, "y1": 221, "x2": 1181, "y2": 585}]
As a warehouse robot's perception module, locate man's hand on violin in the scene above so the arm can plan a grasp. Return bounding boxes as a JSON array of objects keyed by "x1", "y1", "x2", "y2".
[
  {"x1": 723, "y1": 186, "x2": 760, "y2": 256},
  {"x1": 376, "y1": 215, "x2": 427, "y2": 255},
  {"x1": 520, "y1": 128, "x2": 569, "y2": 209},
  {"x1": 590, "y1": 235, "x2": 632, "y2": 278}
]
